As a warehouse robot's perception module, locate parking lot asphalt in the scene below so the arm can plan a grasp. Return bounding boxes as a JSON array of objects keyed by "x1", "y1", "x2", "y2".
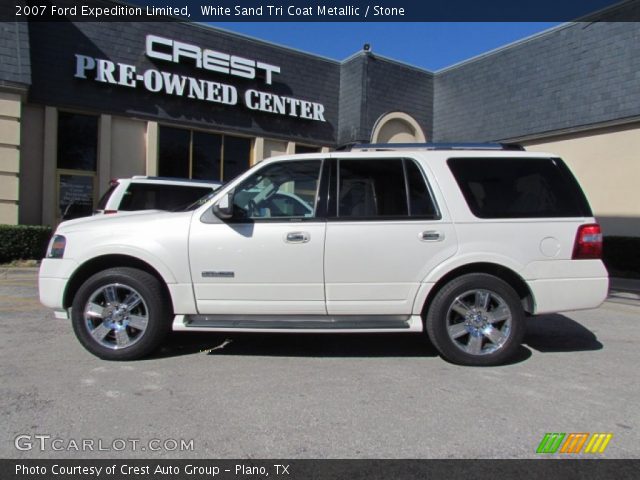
[{"x1": 1, "y1": 268, "x2": 638, "y2": 459}]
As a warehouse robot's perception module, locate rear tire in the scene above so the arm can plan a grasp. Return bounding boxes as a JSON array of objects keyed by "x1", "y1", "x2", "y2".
[
  {"x1": 71, "y1": 267, "x2": 171, "y2": 360},
  {"x1": 425, "y1": 273, "x2": 525, "y2": 366}
]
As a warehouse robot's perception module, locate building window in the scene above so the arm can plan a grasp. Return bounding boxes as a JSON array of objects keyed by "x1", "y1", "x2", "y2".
[
  {"x1": 158, "y1": 126, "x2": 251, "y2": 182},
  {"x1": 295, "y1": 144, "x2": 320, "y2": 154},
  {"x1": 192, "y1": 131, "x2": 222, "y2": 180},
  {"x1": 56, "y1": 112, "x2": 98, "y2": 221},
  {"x1": 57, "y1": 112, "x2": 98, "y2": 171},
  {"x1": 158, "y1": 127, "x2": 190, "y2": 178},
  {"x1": 223, "y1": 136, "x2": 251, "y2": 181}
]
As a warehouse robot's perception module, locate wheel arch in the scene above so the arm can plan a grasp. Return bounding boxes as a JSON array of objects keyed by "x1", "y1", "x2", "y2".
[
  {"x1": 63, "y1": 254, "x2": 174, "y2": 313},
  {"x1": 421, "y1": 262, "x2": 535, "y2": 317}
]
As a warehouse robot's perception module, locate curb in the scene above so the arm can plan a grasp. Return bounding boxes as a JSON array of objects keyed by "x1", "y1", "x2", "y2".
[{"x1": 0, "y1": 267, "x2": 39, "y2": 276}]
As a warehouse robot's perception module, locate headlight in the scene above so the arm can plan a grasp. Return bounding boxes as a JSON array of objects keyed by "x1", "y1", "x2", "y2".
[{"x1": 46, "y1": 235, "x2": 66, "y2": 259}]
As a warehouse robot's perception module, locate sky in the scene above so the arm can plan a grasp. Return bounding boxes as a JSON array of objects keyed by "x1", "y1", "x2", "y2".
[{"x1": 208, "y1": 22, "x2": 562, "y2": 71}]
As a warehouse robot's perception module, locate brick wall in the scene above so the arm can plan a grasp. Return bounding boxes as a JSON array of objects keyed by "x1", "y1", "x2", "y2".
[
  {"x1": 0, "y1": 18, "x2": 31, "y2": 88},
  {"x1": 338, "y1": 53, "x2": 433, "y2": 145},
  {"x1": 434, "y1": 20, "x2": 640, "y2": 142}
]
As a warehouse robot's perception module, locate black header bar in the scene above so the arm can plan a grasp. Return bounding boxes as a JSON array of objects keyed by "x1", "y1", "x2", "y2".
[
  {"x1": 2, "y1": 459, "x2": 640, "y2": 480},
  {"x1": 7, "y1": 0, "x2": 640, "y2": 22}
]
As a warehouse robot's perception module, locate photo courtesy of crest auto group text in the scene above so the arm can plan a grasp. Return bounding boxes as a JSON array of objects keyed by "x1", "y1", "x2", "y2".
[{"x1": 1, "y1": 0, "x2": 639, "y2": 477}]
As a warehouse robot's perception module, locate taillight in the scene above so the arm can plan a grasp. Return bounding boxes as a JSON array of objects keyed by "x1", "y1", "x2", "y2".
[
  {"x1": 103, "y1": 210, "x2": 118, "y2": 214},
  {"x1": 572, "y1": 224, "x2": 603, "y2": 259}
]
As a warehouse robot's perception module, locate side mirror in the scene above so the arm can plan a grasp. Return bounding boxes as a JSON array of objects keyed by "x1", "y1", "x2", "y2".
[{"x1": 212, "y1": 190, "x2": 234, "y2": 220}]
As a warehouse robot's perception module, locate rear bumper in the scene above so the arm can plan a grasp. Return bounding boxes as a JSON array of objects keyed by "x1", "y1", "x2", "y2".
[
  {"x1": 529, "y1": 276, "x2": 609, "y2": 314},
  {"x1": 523, "y1": 259, "x2": 609, "y2": 314}
]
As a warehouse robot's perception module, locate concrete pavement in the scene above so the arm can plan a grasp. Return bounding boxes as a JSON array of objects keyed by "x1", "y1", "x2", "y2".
[
  {"x1": 608, "y1": 277, "x2": 640, "y2": 306},
  {"x1": 1, "y1": 267, "x2": 639, "y2": 459}
]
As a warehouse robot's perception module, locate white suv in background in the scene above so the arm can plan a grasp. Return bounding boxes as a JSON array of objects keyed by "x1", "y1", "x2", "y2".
[
  {"x1": 94, "y1": 176, "x2": 222, "y2": 214},
  {"x1": 39, "y1": 144, "x2": 608, "y2": 366}
]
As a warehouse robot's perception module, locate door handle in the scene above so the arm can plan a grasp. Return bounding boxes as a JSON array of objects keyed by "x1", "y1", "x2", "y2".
[
  {"x1": 285, "y1": 231, "x2": 310, "y2": 243},
  {"x1": 419, "y1": 230, "x2": 444, "y2": 242}
]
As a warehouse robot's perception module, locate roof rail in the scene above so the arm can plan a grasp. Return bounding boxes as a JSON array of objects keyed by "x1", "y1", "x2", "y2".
[
  {"x1": 335, "y1": 142, "x2": 360, "y2": 151},
  {"x1": 349, "y1": 142, "x2": 525, "y2": 152}
]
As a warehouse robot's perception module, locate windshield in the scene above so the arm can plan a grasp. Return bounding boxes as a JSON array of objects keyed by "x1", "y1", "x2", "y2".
[
  {"x1": 95, "y1": 182, "x2": 119, "y2": 211},
  {"x1": 176, "y1": 190, "x2": 219, "y2": 212}
]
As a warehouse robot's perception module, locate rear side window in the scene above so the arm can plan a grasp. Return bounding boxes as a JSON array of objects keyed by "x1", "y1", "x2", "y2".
[
  {"x1": 448, "y1": 157, "x2": 592, "y2": 218},
  {"x1": 119, "y1": 184, "x2": 212, "y2": 211},
  {"x1": 406, "y1": 159, "x2": 439, "y2": 218},
  {"x1": 334, "y1": 158, "x2": 439, "y2": 219},
  {"x1": 339, "y1": 159, "x2": 407, "y2": 217}
]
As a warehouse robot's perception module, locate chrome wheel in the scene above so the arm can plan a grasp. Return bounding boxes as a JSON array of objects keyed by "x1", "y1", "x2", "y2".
[
  {"x1": 446, "y1": 289, "x2": 512, "y2": 356},
  {"x1": 83, "y1": 283, "x2": 149, "y2": 350}
]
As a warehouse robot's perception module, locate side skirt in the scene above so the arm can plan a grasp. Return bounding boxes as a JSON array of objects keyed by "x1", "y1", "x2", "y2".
[{"x1": 172, "y1": 314, "x2": 424, "y2": 333}]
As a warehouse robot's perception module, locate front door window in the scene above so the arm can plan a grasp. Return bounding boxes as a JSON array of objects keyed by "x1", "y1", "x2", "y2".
[{"x1": 232, "y1": 160, "x2": 322, "y2": 220}]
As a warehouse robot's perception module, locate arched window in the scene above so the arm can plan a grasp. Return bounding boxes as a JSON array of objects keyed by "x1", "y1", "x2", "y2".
[{"x1": 370, "y1": 112, "x2": 426, "y2": 143}]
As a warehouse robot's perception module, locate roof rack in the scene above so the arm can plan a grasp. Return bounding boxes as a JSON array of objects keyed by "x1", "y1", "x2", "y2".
[{"x1": 349, "y1": 142, "x2": 525, "y2": 152}]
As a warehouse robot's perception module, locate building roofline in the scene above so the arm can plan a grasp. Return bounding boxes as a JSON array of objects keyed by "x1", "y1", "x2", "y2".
[
  {"x1": 188, "y1": 23, "x2": 435, "y2": 74},
  {"x1": 578, "y1": 0, "x2": 638, "y2": 21},
  {"x1": 0, "y1": 81, "x2": 30, "y2": 94},
  {"x1": 113, "y1": 0, "x2": 342, "y2": 64},
  {"x1": 435, "y1": 0, "x2": 635, "y2": 74},
  {"x1": 189, "y1": 22, "x2": 342, "y2": 65},
  {"x1": 434, "y1": 22, "x2": 573, "y2": 74},
  {"x1": 502, "y1": 115, "x2": 640, "y2": 143},
  {"x1": 98, "y1": 1, "x2": 636, "y2": 78},
  {"x1": 341, "y1": 50, "x2": 367, "y2": 64},
  {"x1": 342, "y1": 50, "x2": 435, "y2": 74}
]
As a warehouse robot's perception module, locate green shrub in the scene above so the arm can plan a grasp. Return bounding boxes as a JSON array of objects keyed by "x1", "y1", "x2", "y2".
[
  {"x1": 603, "y1": 236, "x2": 640, "y2": 278},
  {"x1": 0, "y1": 225, "x2": 53, "y2": 264}
]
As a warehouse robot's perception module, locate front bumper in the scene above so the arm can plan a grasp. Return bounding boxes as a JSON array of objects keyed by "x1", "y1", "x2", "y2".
[
  {"x1": 53, "y1": 308, "x2": 70, "y2": 320},
  {"x1": 38, "y1": 258, "x2": 79, "y2": 310}
]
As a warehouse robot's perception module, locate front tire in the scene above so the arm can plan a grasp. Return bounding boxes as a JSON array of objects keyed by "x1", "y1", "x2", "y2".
[
  {"x1": 425, "y1": 273, "x2": 525, "y2": 366},
  {"x1": 71, "y1": 268, "x2": 171, "y2": 360}
]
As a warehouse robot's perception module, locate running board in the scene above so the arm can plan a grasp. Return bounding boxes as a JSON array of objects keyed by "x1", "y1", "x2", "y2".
[{"x1": 172, "y1": 314, "x2": 424, "y2": 333}]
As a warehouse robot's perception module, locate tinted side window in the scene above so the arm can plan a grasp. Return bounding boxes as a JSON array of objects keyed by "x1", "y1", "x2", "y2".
[
  {"x1": 405, "y1": 160, "x2": 439, "y2": 218},
  {"x1": 338, "y1": 159, "x2": 407, "y2": 218},
  {"x1": 270, "y1": 193, "x2": 313, "y2": 216},
  {"x1": 119, "y1": 184, "x2": 212, "y2": 211},
  {"x1": 448, "y1": 157, "x2": 592, "y2": 218},
  {"x1": 232, "y1": 160, "x2": 322, "y2": 220},
  {"x1": 334, "y1": 159, "x2": 439, "y2": 219}
]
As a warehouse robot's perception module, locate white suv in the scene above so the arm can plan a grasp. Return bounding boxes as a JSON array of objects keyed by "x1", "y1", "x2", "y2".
[
  {"x1": 39, "y1": 144, "x2": 608, "y2": 366},
  {"x1": 94, "y1": 176, "x2": 222, "y2": 215}
]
